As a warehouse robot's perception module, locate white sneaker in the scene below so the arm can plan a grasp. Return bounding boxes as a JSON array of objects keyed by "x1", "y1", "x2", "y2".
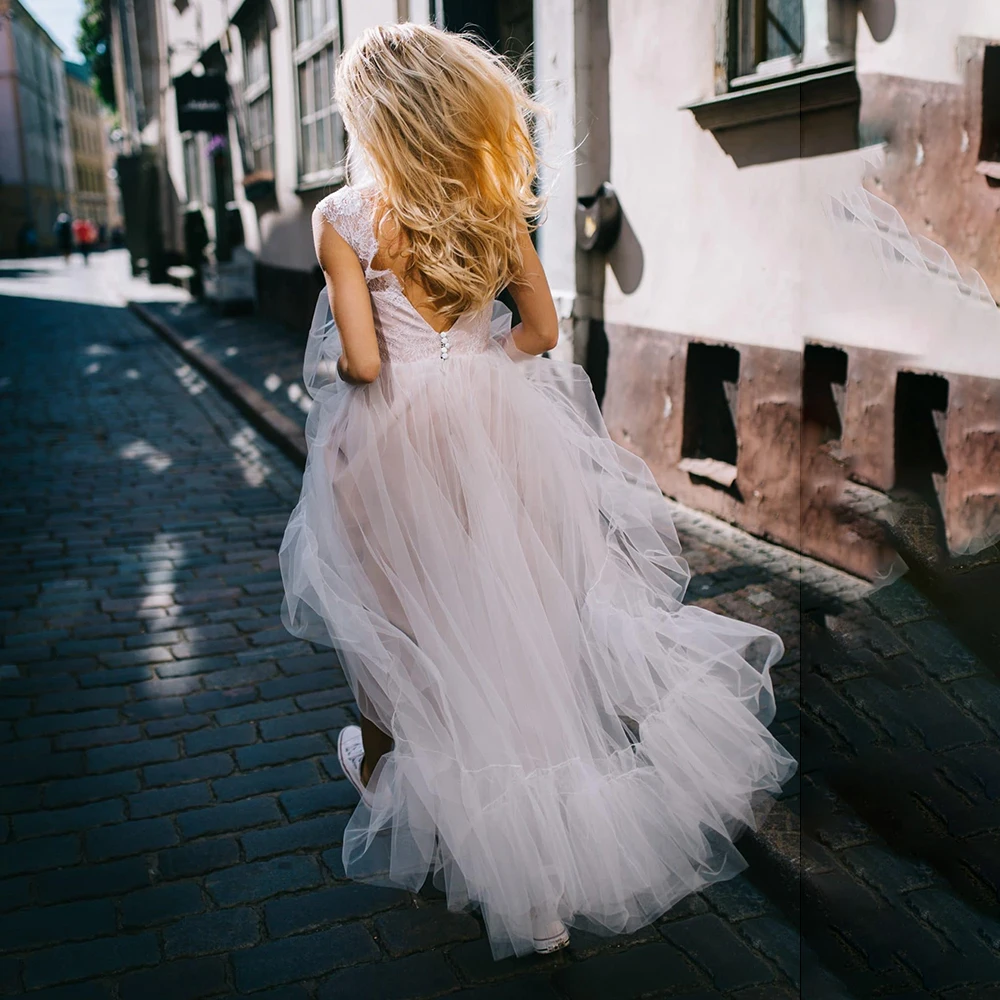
[
  {"x1": 531, "y1": 910, "x2": 570, "y2": 954},
  {"x1": 337, "y1": 725, "x2": 373, "y2": 806}
]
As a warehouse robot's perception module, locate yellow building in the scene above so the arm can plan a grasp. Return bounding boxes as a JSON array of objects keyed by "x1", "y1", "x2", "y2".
[{"x1": 64, "y1": 60, "x2": 109, "y2": 233}]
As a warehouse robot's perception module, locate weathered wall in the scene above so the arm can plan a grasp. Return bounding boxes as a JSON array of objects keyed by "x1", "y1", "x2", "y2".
[
  {"x1": 943, "y1": 373, "x2": 1000, "y2": 555},
  {"x1": 600, "y1": 0, "x2": 1000, "y2": 574},
  {"x1": 603, "y1": 324, "x2": 803, "y2": 553},
  {"x1": 855, "y1": 0, "x2": 1000, "y2": 86},
  {"x1": 859, "y1": 44, "x2": 1000, "y2": 304}
]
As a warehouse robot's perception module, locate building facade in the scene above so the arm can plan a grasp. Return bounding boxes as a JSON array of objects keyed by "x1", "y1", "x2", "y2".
[
  {"x1": 119, "y1": 0, "x2": 999, "y2": 579},
  {"x1": 126, "y1": 0, "x2": 580, "y2": 331},
  {"x1": 0, "y1": 0, "x2": 73, "y2": 254},
  {"x1": 599, "y1": 0, "x2": 1000, "y2": 579},
  {"x1": 64, "y1": 60, "x2": 111, "y2": 233}
]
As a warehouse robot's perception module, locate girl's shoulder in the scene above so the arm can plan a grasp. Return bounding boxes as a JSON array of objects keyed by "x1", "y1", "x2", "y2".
[
  {"x1": 315, "y1": 184, "x2": 377, "y2": 229},
  {"x1": 314, "y1": 184, "x2": 379, "y2": 267}
]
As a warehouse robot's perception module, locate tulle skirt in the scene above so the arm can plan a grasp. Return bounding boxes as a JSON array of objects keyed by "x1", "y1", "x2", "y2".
[{"x1": 279, "y1": 317, "x2": 796, "y2": 958}]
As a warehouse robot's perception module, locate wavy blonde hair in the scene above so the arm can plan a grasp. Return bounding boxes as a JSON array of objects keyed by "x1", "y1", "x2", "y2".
[{"x1": 335, "y1": 23, "x2": 545, "y2": 321}]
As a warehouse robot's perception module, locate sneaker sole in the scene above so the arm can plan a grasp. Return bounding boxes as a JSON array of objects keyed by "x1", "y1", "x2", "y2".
[
  {"x1": 337, "y1": 727, "x2": 373, "y2": 806},
  {"x1": 533, "y1": 929, "x2": 570, "y2": 954}
]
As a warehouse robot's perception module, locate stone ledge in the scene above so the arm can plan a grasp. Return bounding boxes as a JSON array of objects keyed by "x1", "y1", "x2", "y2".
[
  {"x1": 685, "y1": 64, "x2": 859, "y2": 132},
  {"x1": 741, "y1": 800, "x2": 801, "y2": 920}
]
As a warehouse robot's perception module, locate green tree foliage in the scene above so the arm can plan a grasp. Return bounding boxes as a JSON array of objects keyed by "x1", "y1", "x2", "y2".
[{"x1": 77, "y1": 0, "x2": 116, "y2": 111}]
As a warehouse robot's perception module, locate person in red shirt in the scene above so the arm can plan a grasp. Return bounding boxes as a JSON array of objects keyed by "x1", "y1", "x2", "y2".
[{"x1": 72, "y1": 218, "x2": 98, "y2": 265}]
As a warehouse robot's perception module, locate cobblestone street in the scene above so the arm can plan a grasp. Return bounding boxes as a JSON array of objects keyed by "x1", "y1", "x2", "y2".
[{"x1": 1, "y1": 254, "x2": 999, "y2": 998}]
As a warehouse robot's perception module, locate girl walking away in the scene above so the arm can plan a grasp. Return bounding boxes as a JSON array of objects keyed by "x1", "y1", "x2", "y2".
[{"x1": 280, "y1": 23, "x2": 795, "y2": 960}]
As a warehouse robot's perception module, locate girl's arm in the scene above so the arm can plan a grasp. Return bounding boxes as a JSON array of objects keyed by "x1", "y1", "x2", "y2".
[
  {"x1": 507, "y1": 226, "x2": 559, "y2": 355},
  {"x1": 313, "y1": 209, "x2": 382, "y2": 384}
]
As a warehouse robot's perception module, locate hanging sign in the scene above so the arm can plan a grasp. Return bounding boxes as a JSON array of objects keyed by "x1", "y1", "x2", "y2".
[{"x1": 175, "y1": 71, "x2": 229, "y2": 133}]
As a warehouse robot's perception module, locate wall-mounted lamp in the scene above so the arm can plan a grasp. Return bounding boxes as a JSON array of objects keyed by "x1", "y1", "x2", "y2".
[{"x1": 576, "y1": 182, "x2": 622, "y2": 253}]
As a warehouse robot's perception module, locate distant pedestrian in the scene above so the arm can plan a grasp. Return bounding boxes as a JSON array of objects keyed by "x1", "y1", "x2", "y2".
[
  {"x1": 279, "y1": 23, "x2": 797, "y2": 963},
  {"x1": 73, "y1": 218, "x2": 97, "y2": 265},
  {"x1": 54, "y1": 213, "x2": 73, "y2": 263},
  {"x1": 16, "y1": 221, "x2": 37, "y2": 258}
]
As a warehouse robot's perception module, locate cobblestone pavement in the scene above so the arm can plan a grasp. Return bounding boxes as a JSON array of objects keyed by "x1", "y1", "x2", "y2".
[
  {"x1": 672, "y1": 508, "x2": 1000, "y2": 996},
  {"x1": 800, "y1": 581, "x2": 1000, "y2": 996},
  {"x1": 1, "y1": 253, "x2": 997, "y2": 998}
]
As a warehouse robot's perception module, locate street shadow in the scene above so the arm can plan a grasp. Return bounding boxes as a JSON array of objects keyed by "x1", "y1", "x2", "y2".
[
  {"x1": 801, "y1": 584, "x2": 1000, "y2": 916},
  {"x1": 0, "y1": 266, "x2": 46, "y2": 280},
  {"x1": 861, "y1": 0, "x2": 897, "y2": 43},
  {"x1": 607, "y1": 209, "x2": 644, "y2": 294},
  {"x1": 797, "y1": 576, "x2": 1000, "y2": 993}
]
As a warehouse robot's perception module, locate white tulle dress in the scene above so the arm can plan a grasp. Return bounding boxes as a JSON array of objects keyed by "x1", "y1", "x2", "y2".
[{"x1": 279, "y1": 184, "x2": 796, "y2": 958}]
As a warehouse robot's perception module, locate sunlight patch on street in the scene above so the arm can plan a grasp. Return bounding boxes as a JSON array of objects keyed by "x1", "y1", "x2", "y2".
[
  {"x1": 229, "y1": 426, "x2": 271, "y2": 487},
  {"x1": 119, "y1": 438, "x2": 172, "y2": 473},
  {"x1": 175, "y1": 363, "x2": 208, "y2": 395}
]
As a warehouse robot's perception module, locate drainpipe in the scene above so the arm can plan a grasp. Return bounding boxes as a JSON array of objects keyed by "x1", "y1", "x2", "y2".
[
  {"x1": 534, "y1": 0, "x2": 611, "y2": 376},
  {"x1": 573, "y1": 0, "x2": 611, "y2": 390}
]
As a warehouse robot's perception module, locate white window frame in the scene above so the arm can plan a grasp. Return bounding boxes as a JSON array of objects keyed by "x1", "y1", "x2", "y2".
[
  {"x1": 241, "y1": 7, "x2": 275, "y2": 177},
  {"x1": 291, "y1": 0, "x2": 345, "y2": 188},
  {"x1": 728, "y1": 0, "x2": 854, "y2": 90}
]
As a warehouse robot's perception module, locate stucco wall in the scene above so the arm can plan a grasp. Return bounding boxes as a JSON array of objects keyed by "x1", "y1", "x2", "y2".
[
  {"x1": 855, "y1": 0, "x2": 1000, "y2": 83},
  {"x1": 603, "y1": 0, "x2": 1000, "y2": 378},
  {"x1": 603, "y1": 0, "x2": 868, "y2": 353}
]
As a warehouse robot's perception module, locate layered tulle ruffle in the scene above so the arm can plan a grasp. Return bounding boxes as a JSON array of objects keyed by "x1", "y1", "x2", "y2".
[{"x1": 280, "y1": 297, "x2": 796, "y2": 957}]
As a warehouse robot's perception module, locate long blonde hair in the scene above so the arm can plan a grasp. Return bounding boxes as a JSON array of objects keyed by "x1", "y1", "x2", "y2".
[{"x1": 335, "y1": 23, "x2": 545, "y2": 321}]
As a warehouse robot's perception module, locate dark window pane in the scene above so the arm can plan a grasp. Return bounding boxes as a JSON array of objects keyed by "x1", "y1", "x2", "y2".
[
  {"x1": 317, "y1": 109, "x2": 329, "y2": 163},
  {"x1": 313, "y1": 53, "x2": 325, "y2": 115},
  {"x1": 762, "y1": 0, "x2": 804, "y2": 62},
  {"x1": 303, "y1": 121, "x2": 315, "y2": 174},
  {"x1": 298, "y1": 62, "x2": 311, "y2": 115},
  {"x1": 980, "y1": 45, "x2": 1000, "y2": 163}
]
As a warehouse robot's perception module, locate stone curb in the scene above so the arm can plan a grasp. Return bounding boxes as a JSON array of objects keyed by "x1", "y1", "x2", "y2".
[
  {"x1": 128, "y1": 297, "x2": 801, "y2": 918},
  {"x1": 128, "y1": 300, "x2": 308, "y2": 469},
  {"x1": 741, "y1": 800, "x2": 800, "y2": 920}
]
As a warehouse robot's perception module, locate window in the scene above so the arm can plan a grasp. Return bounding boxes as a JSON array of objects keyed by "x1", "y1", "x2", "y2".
[
  {"x1": 803, "y1": 344, "x2": 847, "y2": 445},
  {"x1": 734, "y1": 0, "x2": 804, "y2": 80},
  {"x1": 679, "y1": 343, "x2": 741, "y2": 492},
  {"x1": 893, "y1": 372, "x2": 949, "y2": 545},
  {"x1": 894, "y1": 372, "x2": 948, "y2": 492},
  {"x1": 686, "y1": 0, "x2": 859, "y2": 161},
  {"x1": 726, "y1": 0, "x2": 854, "y2": 88},
  {"x1": 978, "y1": 45, "x2": 1000, "y2": 184},
  {"x1": 293, "y1": 0, "x2": 344, "y2": 183},
  {"x1": 241, "y1": 6, "x2": 274, "y2": 176}
]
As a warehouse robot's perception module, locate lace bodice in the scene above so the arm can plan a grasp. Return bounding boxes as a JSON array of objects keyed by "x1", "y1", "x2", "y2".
[{"x1": 316, "y1": 185, "x2": 494, "y2": 364}]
